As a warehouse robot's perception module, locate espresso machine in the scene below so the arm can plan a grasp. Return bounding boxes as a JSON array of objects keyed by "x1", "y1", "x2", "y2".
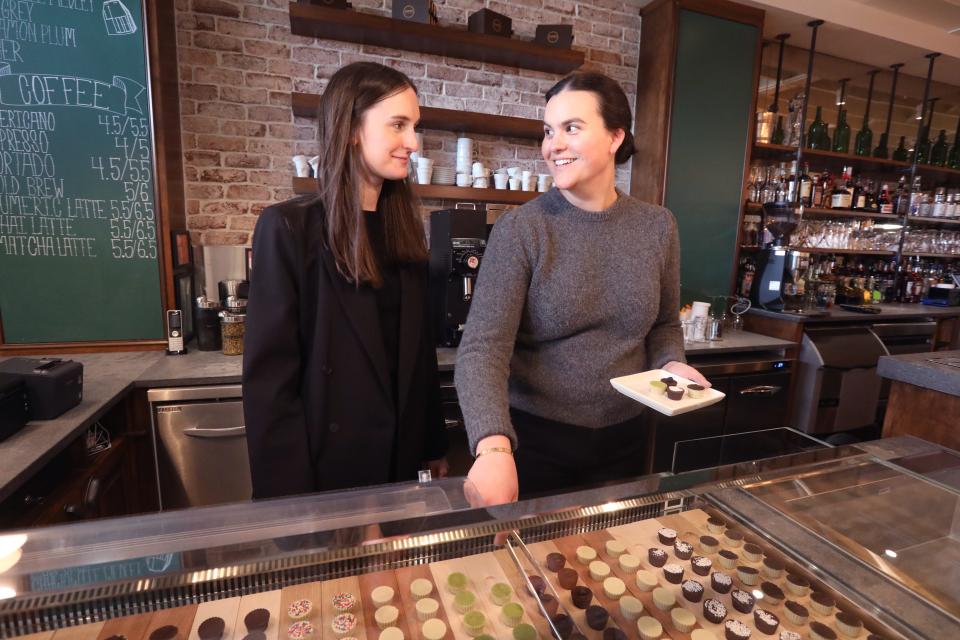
[
  {"x1": 750, "y1": 202, "x2": 810, "y2": 312},
  {"x1": 429, "y1": 206, "x2": 487, "y2": 346}
]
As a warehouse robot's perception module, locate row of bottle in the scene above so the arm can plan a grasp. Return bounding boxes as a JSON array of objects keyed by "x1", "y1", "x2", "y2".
[
  {"x1": 747, "y1": 162, "x2": 960, "y2": 218},
  {"x1": 738, "y1": 254, "x2": 956, "y2": 305},
  {"x1": 764, "y1": 99, "x2": 960, "y2": 167}
]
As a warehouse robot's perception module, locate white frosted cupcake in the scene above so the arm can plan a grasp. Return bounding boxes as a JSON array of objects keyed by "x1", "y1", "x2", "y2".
[
  {"x1": 371, "y1": 586, "x2": 395, "y2": 607},
  {"x1": 378, "y1": 628, "x2": 404, "y2": 640},
  {"x1": 671, "y1": 607, "x2": 696, "y2": 633},
  {"x1": 603, "y1": 577, "x2": 626, "y2": 600},
  {"x1": 410, "y1": 578, "x2": 434, "y2": 600},
  {"x1": 374, "y1": 606, "x2": 399, "y2": 630},
  {"x1": 635, "y1": 569, "x2": 658, "y2": 592},
  {"x1": 652, "y1": 586, "x2": 675, "y2": 611},
  {"x1": 605, "y1": 539, "x2": 627, "y2": 557},
  {"x1": 589, "y1": 560, "x2": 611, "y2": 581},
  {"x1": 691, "y1": 630, "x2": 717, "y2": 640},
  {"x1": 576, "y1": 545, "x2": 597, "y2": 564},
  {"x1": 637, "y1": 616, "x2": 663, "y2": 640},
  {"x1": 415, "y1": 597, "x2": 439, "y2": 621},
  {"x1": 619, "y1": 595, "x2": 644, "y2": 620},
  {"x1": 618, "y1": 553, "x2": 640, "y2": 572}
]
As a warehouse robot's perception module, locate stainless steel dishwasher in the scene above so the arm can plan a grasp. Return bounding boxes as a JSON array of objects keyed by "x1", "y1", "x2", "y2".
[{"x1": 147, "y1": 385, "x2": 251, "y2": 510}]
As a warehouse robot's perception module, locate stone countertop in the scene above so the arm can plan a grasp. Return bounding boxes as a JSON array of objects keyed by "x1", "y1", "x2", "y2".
[
  {"x1": 0, "y1": 330, "x2": 796, "y2": 503},
  {"x1": 748, "y1": 302, "x2": 960, "y2": 323},
  {"x1": 877, "y1": 349, "x2": 960, "y2": 398}
]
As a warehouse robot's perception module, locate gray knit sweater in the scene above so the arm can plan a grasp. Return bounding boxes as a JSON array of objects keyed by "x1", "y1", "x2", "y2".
[{"x1": 455, "y1": 187, "x2": 686, "y2": 453}]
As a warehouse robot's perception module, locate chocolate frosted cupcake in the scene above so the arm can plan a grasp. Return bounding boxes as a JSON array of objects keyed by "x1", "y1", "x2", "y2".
[
  {"x1": 760, "y1": 581, "x2": 784, "y2": 605},
  {"x1": 571, "y1": 586, "x2": 593, "y2": 609},
  {"x1": 718, "y1": 549, "x2": 739, "y2": 569},
  {"x1": 761, "y1": 557, "x2": 784, "y2": 579},
  {"x1": 736, "y1": 565, "x2": 760, "y2": 585},
  {"x1": 198, "y1": 617, "x2": 225, "y2": 640},
  {"x1": 723, "y1": 530, "x2": 744, "y2": 548},
  {"x1": 657, "y1": 527, "x2": 677, "y2": 545},
  {"x1": 244, "y1": 609, "x2": 270, "y2": 632},
  {"x1": 784, "y1": 600, "x2": 809, "y2": 626},
  {"x1": 538, "y1": 593, "x2": 560, "y2": 618},
  {"x1": 710, "y1": 570, "x2": 733, "y2": 594},
  {"x1": 707, "y1": 516, "x2": 726, "y2": 533},
  {"x1": 558, "y1": 567, "x2": 579, "y2": 590},
  {"x1": 648, "y1": 547, "x2": 668, "y2": 567},
  {"x1": 551, "y1": 613, "x2": 574, "y2": 640},
  {"x1": 742, "y1": 543, "x2": 763, "y2": 562},
  {"x1": 810, "y1": 591, "x2": 836, "y2": 616},
  {"x1": 700, "y1": 535, "x2": 720, "y2": 554},
  {"x1": 724, "y1": 619, "x2": 751, "y2": 640},
  {"x1": 681, "y1": 579, "x2": 704, "y2": 603},
  {"x1": 546, "y1": 552, "x2": 566, "y2": 572},
  {"x1": 809, "y1": 621, "x2": 838, "y2": 640},
  {"x1": 149, "y1": 626, "x2": 178, "y2": 640},
  {"x1": 663, "y1": 563, "x2": 684, "y2": 584},
  {"x1": 585, "y1": 605, "x2": 609, "y2": 630},
  {"x1": 754, "y1": 609, "x2": 779, "y2": 635},
  {"x1": 691, "y1": 555, "x2": 712, "y2": 576},
  {"x1": 836, "y1": 611, "x2": 863, "y2": 637},
  {"x1": 784, "y1": 572, "x2": 810, "y2": 597},
  {"x1": 730, "y1": 588, "x2": 755, "y2": 613},
  {"x1": 674, "y1": 540, "x2": 694, "y2": 560},
  {"x1": 703, "y1": 598, "x2": 728, "y2": 624},
  {"x1": 527, "y1": 575, "x2": 546, "y2": 596}
]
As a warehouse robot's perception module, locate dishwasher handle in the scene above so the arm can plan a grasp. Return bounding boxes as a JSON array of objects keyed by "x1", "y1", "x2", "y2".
[
  {"x1": 739, "y1": 385, "x2": 782, "y2": 397},
  {"x1": 184, "y1": 426, "x2": 247, "y2": 438}
]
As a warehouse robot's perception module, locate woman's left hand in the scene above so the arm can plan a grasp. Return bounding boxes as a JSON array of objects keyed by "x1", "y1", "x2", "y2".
[
  {"x1": 662, "y1": 361, "x2": 711, "y2": 388},
  {"x1": 427, "y1": 457, "x2": 450, "y2": 479}
]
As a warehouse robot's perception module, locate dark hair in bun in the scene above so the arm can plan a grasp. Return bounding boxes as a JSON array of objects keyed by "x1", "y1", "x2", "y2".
[{"x1": 544, "y1": 72, "x2": 637, "y2": 165}]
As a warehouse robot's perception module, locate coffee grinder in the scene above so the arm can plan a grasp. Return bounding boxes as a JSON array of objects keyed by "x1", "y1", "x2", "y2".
[
  {"x1": 429, "y1": 205, "x2": 487, "y2": 346},
  {"x1": 751, "y1": 202, "x2": 810, "y2": 312}
]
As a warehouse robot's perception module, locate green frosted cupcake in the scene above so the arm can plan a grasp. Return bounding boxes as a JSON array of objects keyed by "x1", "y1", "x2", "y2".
[
  {"x1": 490, "y1": 582, "x2": 512, "y2": 606},
  {"x1": 513, "y1": 623, "x2": 538, "y2": 640},
  {"x1": 454, "y1": 590, "x2": 476, "y2": 613},
  {"x1": 500, "y1": 602, "x2": 524, "y2": 627},
  {"x1": 463, "y1": 610, "x2": 486, "y2": 637},
  {"x1": 446, "y1": 571, "x2": 468, "y2": 594}
]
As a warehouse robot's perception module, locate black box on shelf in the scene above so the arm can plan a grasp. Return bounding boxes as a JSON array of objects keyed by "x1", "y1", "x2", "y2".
[
  {"x1": 393, "y1": 0, "x2": 437, "y2": 24},
  {"x1": 0, "y1": 373, "x2": 28, "y2": 442},
  {"x1": 468, "y1": 8, "x2": 512, "y2": 38},
  {"x1": 0, "y1": 358, "x2": 83, "y2": 421},
  {"x1": 535, "y1": 24, "x2": 574, "y2": 49}
]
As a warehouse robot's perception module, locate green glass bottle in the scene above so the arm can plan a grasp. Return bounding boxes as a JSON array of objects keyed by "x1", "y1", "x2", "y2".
[
  {"x1": 948, "y1": 126, "x2": 960, "y2": 169},
  {"x1": 832, "y1": 109, "x2": 851, "y2": 154},
  {"x1": 771, "y1": 116, "x2": 785, "y2": 145},
  {"x1": 820, "y1": 124, "x2": 831, "y2": 151},
  {"x1": 872, "y1": 132, "x2": 889, "y2": 158},
  {"x1": 929, "y1": 129, "x2": 948, "y2": 166},
  {"x1": 854, "y1": 120, "x2": 872, "y2": 157},
  {"x1": 914, "y1": 127, "x2": 930, "y2": 165},
  {"x1": 892, "y1": 136, "x2": 909, "y2": 161},
  {"x1": 807, "y1": 106, "x2": 827, "y2": 149}
]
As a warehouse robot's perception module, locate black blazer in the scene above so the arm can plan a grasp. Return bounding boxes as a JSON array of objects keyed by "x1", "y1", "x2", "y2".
[{"x1": 242, "y1": 197, "x2": 447, "y2": 499}]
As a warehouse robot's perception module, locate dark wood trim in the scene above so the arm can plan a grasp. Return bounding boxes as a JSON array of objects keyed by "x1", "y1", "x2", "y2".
[
  {"x1": 289, "y1": 3, "x2": 584, "y2": 75},
  {"x1": 0, "y1": 340, "x2": 166, "y2": 355},
  {"x1": 292, "y1": 177, "x2": 541, "y2": 204},
  {"x1": 630, "y1": 0, "x2": 678, "y2": 204},
  {"x1": 679, "y1": 0, "x2": 765, "y2": 27},
  {"x1": 292, "y1": 92, "x2": 544, "y2": 140}
]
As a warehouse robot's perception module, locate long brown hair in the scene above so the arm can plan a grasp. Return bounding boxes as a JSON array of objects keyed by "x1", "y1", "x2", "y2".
[{"x1": 314, "y1": 62, "x2": 427, "y2": 287}]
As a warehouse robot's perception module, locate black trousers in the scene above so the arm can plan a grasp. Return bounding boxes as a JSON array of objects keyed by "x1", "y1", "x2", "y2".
[{"x1": 511, "y1": 408, "x2": 649, "y2": 499}]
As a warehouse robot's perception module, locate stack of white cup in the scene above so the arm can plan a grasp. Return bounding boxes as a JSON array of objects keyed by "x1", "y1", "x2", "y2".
[
  {"x1": 456, "y1": 137, "x2": 474, "y2": 187},
  {"x1": 689, "y1": 301, "x2": 711, "y2": 342},
  {"x1": 417, "y1": 157, "x2": 434, "y2": 185}
]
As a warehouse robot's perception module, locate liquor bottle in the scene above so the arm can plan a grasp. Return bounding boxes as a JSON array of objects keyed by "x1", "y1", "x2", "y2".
[
  {"x1": 807, "y1": 106, "x2": 827, "y2": 150},
  {"x1": 799, "y1": 163, "x2": 812, "y2": 206},
  {"x1": 877, "y1": 184, "x2": 893, "y2": 214},
  {"x1": 811, "y1": 174, "x2": 824, "y2": 208},
  {"x1": 820, "y1": 124, "x2": 832, "y2": 151},
  {"x1": 892, "y1": 136, "x2": 909, "y2": 161},
  {"x1": 915, "y1": 127, "x2": 930, "y2": 165},
  {"x1": 830, "y1": 167, "x2": 853, "y2": 209},
  {"x1": 929, "y1": 129, "x2": 948, "y2": 166},
  {"x1": 872, "y1": 132, "x2": 889, "y2": 159},
  {"x1": 832, "y1": 109, "x2": 851, "y2": 154},
  {"x1": 863, "y1": 179, "x2": 877, "y2": 211},
  {"x1": 855, "y1": 119, "x2": 873, "y2": 157},
  {"x1": 852, "y1": 177, "x2": 867, "y2": 210},
  {"x1": 785, "y1": 161, "x2": 798, "y2": 203},
  {"x1": 771, "y1": 116, "x2": 785, "y2": 145},
  {"x1": 948, "y1": 124, "x2": 960, "y2": 169}
]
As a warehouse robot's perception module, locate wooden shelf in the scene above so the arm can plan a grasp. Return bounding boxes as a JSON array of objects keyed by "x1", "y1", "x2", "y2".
[
  {"x1": 744, "y1": 202, "x2": 900, "y2": 221},
  {"x1": 291, "y1": 92, "x2": 544, "y2": 139},
  {"x1": 292, "y1": 177, "x2": 540, "y2": 204},
  {"x1": 907, "y1": 216, "x2": 960, "y2": 228},
  {"x1": 793, "y1": 247, "x2": 896, "y2": 256},
  {"x1": 902, "y1": 251, "x2": 960, "y2": 259},
  {"x1": 289, "y1": 3, "x2": 584, "y2": 74},
  {"x1": 753, "y1": 142, "x2": 912, "y2": 173}
]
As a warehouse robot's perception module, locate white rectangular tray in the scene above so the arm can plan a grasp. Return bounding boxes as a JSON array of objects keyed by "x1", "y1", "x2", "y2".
[{"x1": 610, "y1": 369, "x2": 725, "y2": 417}]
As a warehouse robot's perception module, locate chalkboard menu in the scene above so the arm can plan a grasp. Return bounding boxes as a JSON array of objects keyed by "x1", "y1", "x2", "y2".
[{"x1": 0, "y1": 0, "x2": 163, "y2": 343}]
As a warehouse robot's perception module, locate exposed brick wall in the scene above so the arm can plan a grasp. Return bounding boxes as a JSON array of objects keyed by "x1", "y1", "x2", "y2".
[{"x1": 175, "y1": 0, "x2": 645, "y2": 245}]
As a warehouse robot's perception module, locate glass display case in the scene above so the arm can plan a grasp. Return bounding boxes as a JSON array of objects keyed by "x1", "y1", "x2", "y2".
[{"x1": 1, "y1": 436, "x2": 957, "y2": 640}]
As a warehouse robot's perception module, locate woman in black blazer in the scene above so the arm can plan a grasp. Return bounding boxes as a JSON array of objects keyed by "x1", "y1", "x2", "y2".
[{"x1": 242, "y1": 62, "x2": 448, "y2": 499}]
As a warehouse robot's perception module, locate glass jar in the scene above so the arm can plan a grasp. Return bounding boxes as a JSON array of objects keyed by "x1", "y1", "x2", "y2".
[
  {"x1": 195, "y1": 296, "x2": 222, "y2": 352},
  {"x1": 219, "y1": 311, "x2": 245, "y2": 356}
]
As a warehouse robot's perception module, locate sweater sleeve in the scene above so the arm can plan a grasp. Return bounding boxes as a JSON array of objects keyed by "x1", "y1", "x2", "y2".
[
  {"x1": 455, "y1": 214, "x2": 532, "y2": 454},
  {"x1": 645, "y1": 211, "x2": 686, "y2": 369}
]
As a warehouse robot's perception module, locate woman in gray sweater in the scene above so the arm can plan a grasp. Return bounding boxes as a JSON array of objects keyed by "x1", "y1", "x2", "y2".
[{"x1": 455, "y1": 72, "x2": 710, "y2": 504}]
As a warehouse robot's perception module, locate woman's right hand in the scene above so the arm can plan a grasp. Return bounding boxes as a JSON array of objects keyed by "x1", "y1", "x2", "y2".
[{"x1": 466, "y1": 436, "x2": 518, "y2": 506}]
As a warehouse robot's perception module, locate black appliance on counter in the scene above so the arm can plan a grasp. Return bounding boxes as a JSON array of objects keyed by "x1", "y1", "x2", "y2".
[
  {"x1": 750, "y1": 202, "x2": 812, "y2": 313},
  {"x1": 0, "y1": 358, "x2": 83, "y2": 420},
  {"x1": 429, "y1": 206, "x2": 487, "y2": 347},
  {"x1": 0, "y1": 373, "x2": 29, "y2": 441}
]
